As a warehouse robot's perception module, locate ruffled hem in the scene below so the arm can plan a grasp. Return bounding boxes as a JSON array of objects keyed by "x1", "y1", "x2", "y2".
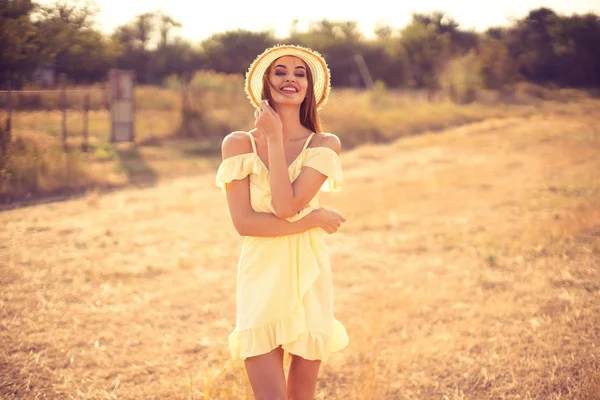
[
  {"x1": 215, "y1": 152, "x2": 261, "y2": 191},
  {"x1": 282, "y1": 319, "x2": 349, "y2": 361},
  {"x1": 303, "y1": 147, "x2": 343, "y2": 192},
  {"x1": 228, "y1": 306, "x2": 348, "y2": 362}
]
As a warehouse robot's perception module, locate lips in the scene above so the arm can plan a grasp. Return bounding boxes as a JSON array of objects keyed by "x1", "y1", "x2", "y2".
[{"x1": 280, "y1": 85, "x2": 298, "y2": 93}]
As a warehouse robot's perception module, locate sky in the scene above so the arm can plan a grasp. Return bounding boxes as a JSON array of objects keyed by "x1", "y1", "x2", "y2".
[{"x1": 40, "y1": 0, "x2": 600, "y2": 41}]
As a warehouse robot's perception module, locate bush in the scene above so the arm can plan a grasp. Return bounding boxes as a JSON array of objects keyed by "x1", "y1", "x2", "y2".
[
  {"x1": 163, "y1": 74, "x2": 184, "y2": 91},
  {"x1": 177, "y1": 72, "x2": 251, "y2": 138},
  {"x1": 189, "y1": 70, "x2": 244, "y2": 94},
  {"x1": 0, "y1": 135, "x2": 89, "y2": 202},
  {"x1": 439, "y1": 50, "x2": 483, "y2": 104}
]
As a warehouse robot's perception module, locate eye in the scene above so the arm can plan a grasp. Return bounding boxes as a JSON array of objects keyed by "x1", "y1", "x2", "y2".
[
  {"x1": 274, "y1": 68, "x2": 287, "y2": 76},
  {"x1": 295, "y1": 72, "x2": 306, "y2": 78}
]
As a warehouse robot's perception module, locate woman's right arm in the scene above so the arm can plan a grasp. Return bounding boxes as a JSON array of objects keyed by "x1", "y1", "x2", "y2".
[
  {"x1": 225, "y1": 177, "x2": 319, "y2": 237},
  {"x1": 221, "y1": 132, "x2": 344, "y2": 237}
]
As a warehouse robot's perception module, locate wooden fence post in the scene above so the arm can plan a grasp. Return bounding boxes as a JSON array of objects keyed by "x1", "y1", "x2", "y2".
[
  {"x1": 353, "y1": 53, "x2": 374, "y2": 89},
  {"x1": 181, "y1": 79, "x2": 188, "y2": 137},
  {"x1": 82, "y1": 93, "x2": 89, "y2": 152},
  {"x1": 6, "y1": 80, "x2": 11, "y2": 143},
  {"x1": 60, "y1": 73, "x2": 67, "y2": 151},
  {"x1": 0, "y1": 81, "x2": 11, "y2": 168}
]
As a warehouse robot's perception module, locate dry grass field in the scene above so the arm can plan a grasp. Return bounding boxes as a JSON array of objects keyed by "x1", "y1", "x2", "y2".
[{"x1": 1, "y1": 107, "x2": 599, "y2": 398}]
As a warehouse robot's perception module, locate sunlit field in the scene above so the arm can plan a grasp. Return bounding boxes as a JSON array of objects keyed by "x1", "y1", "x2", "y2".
[{"x1": 1, "y1": 103, "x2": 599, "y2": 398}]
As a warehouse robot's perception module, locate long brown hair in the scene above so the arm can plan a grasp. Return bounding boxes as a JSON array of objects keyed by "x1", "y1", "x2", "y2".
[{"x1": 261, "y1": 58, "x2": 323, "y2": 133}]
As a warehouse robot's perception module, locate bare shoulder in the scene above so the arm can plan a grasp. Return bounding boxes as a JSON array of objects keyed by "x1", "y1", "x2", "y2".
[
  {"x1": 221, "y1": 131, "x2": 253, "y2": 159},
  {"x1": 311, "y1": 132, "x2": 342, "y2": 154}
]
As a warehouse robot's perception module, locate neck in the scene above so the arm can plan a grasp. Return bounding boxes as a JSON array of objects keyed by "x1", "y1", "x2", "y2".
[{"x1": 272, "y1": 103, "x2": 308, "y2": 140}]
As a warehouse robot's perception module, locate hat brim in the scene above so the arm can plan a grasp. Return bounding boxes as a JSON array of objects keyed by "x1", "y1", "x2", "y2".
[{"x1": 245, "y1": 45, "x2": 331, "y2": 110}]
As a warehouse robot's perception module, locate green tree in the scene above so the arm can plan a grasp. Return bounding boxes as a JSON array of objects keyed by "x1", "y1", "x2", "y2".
[
  {"x1": 478, "y1": 36, "x2": 518, "y2": 89},
  {"x1": 551, "y1": 13, "x2": 600, "y2": 86},
  {"x1": 288, "y1": 20, "x2": 369, "y2": 87},
  {"x1": 395, "y1": 12, "x2": 480, "y2": 90},
  {"x1": 0, "y1": 0, "x2": 38, "y2": 87},
  {"x1": 398, "y1": 14, "x2": 452, "y2": 88},
  {"x1": 369, "y1": 24, "x2": 410, "y2": 88},
  {"x1": 502, "y1": 7, "x2": 600, "y2": 87},
  {"x1": 111, "y1": 11, "x2": 190, "y2": 84},
  {"x1": 150, "y1": 37, "x2": 200, "y2": 82},
  {"x1": 506, "y1": 7, "x2": 560, "y2": 83},
  {"x1": 412, "y1": 12, "x2": 477, "y2": 54},
  {"x1": 34, "y1": 1, "x2": 116, "y2": 82},
  {"x1": 158, "y1": 12, "x2": 182, "y2": 49},
  {"x1": 439, "y1": 50, "x2": 483, "y2": 103},
  {"x1": 200, "y1": 30, "x2": 276, "y2": 74},
  {"x1": 132, "y1": 12, "x2": 155, "y2": 83}
]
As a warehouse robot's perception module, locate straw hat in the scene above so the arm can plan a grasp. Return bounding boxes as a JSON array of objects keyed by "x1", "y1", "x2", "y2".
[{"x1": 245, "y1": 44, "x2": 331, "y2": 110}]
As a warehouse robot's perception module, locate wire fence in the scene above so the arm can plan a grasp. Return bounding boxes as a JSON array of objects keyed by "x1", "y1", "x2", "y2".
[
  {"x1": 0, "y1": 71, "x2": 121, "y2": 203},
  {"x1": 0, "y1": 71, "x2": 192, "y2": 203},
  {"x1": 0, "y1": 83, "x2": 109, "y2": 161}
]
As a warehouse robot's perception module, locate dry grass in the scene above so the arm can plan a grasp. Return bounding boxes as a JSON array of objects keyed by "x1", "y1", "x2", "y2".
[{"x1": 1, "y1": 106, "x2": 599, "y2": 399}]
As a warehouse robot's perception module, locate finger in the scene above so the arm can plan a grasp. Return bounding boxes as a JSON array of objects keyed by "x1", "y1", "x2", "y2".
[
  {"x1": 324, "y1": 224, "x2": 335, "y2": 234},
  {"x1": 262, "y1": 100, "x2": 276, "y2": 115},
  {"x1": 264, "y1": 100, "x2": 273, "y2": 112}
]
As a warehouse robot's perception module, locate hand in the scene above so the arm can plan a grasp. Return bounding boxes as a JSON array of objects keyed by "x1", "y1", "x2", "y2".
[
  {"x1": 310, "y1": 208, "x2": 346, "y2": 234},
  {"x1": 254, "y1": 100, "x2": 282, "y2": 140}
]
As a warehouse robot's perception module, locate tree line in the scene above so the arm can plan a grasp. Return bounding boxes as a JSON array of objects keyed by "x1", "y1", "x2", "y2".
[{"x1": 2, "y1": 0, "x2": 600, "y2": 91}]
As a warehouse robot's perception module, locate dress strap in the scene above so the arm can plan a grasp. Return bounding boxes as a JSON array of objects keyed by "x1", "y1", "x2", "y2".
[
  {"x1": 247, "y1": 132, "x2": 258, "y2": 154},
  {"x1": 302, "y1": 132, "x2": 316, "y2": 151}
]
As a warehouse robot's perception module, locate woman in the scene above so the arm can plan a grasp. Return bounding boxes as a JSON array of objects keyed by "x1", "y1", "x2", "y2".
[{"x1": 216, "y1": 45, "x2": 349, "y2": 400}]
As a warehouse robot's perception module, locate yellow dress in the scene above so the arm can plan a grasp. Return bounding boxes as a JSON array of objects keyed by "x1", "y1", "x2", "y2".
[{"x1": 215, "y1": 132, "x2": 349, "y2": 361}]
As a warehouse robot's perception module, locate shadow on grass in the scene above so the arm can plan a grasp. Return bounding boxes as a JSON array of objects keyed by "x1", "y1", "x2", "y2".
[
  {"x1": 178, "y1": 141, "x2": 222, "y2": 158},
  {"x1": 0, "y1": 135, "x2": 227, "y2": 211},
  {"x1": 0, "y1": 142, "x2": 159, "y2": 212},
  {"x1": 114, "y1": 143, "x2": 158, "y2": 187}
]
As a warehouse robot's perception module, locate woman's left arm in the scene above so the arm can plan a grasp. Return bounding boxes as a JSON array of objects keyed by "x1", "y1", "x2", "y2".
[
  {"x1": 267, "y1": 134, "x2": 340, "y2": 219},
  {"x1": 257, "y1": 100, "x2": 342, "y2": 219}
]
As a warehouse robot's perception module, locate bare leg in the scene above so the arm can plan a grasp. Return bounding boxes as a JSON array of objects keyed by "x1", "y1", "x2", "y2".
[
  {"x1": 287, "y1": 354, "x2": 321, "y2": 400},
  {"x1": 244, "y1": 346, "x2": 287, "y2": 400}
]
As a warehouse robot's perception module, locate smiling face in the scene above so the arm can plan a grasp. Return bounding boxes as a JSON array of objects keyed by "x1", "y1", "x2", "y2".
[
  {"x1": 260, "y1": 54, "x2": 322, "y2": 133},
  {"x1": 262, "y1": 55, "x2": 310, "y2": 108}
]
